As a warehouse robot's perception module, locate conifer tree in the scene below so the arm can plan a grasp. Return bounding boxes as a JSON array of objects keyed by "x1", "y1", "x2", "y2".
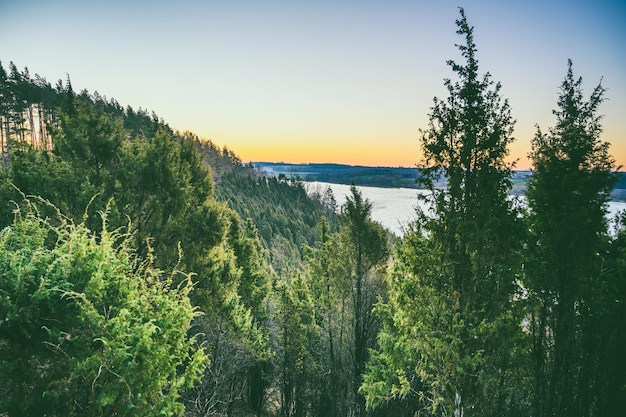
[
  {"x1": 0, "y1": 201, "x2": 206, "y2": 417},
  {"x1": 362, "y1": 8, "x2": 526, "y2": 415},
  {"x1": 275, "y1": 274, "x2": 320, "y2": 417},
  {"x1": 526, "y1": 60, "x2": 617, "y2": 417},
  {"x1": 340, "y1": 186, "x2": 389, "y2": 417},
  {"x1": 594, "y1": 214, "x2": 626, "y2": 417},
  {"x1": 306, "y1": 217, "x2": 352, "y2": 417}
]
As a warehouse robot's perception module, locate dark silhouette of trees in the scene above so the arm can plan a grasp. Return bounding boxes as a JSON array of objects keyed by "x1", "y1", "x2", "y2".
[{"x1": 526, "y1": 59, "x2": 619, "y2": 417}]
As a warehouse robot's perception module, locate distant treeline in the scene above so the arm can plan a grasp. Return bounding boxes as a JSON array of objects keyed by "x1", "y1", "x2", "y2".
[
  {"x1": 254, "y1": 162, "x2": 422, "y2": 188},
  {"x1": 255, "y1": 162, "x2": 626, "y2": 200}
]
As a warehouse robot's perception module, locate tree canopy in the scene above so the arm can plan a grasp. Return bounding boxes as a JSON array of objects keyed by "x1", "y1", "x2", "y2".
[
  {"x1": 362, "y1": 8, "x2": 528, "y2": 415},
  {"x1": 0, "y1": 8, "x2": 624, "y2": 416},
  {"x1": 526, "y1": 59, "x2": 621, "y2": 417},
  {"x1": 0, "y1": 200, "x2": 207, "y2": 416}
]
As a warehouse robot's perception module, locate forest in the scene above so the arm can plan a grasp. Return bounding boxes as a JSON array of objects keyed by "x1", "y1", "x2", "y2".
[
  {"x1": 252, "y1": 162, "x2": 421, "y2": 189},
  {"x1": 1, "y1": 9, "x2": 625, "y2": 417}
]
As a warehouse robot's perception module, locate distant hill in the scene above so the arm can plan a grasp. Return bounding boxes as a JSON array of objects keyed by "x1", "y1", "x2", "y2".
[
  {"x1": 612, "y1": 172, "x2": 626, "y2": 201},
  {"x1": 253, "y1": 162, "x2": 626, "y2": 201},
  {"x1": 253, "y1": 162, "x2": 421, "y2": 188}
]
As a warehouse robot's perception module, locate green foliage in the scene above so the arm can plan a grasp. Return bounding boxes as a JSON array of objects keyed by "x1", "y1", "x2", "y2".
[
  {"x1": 0, "y1": 200, "x2": 207, "y2": 416},
  {"x1": 361, "y1": 225, "x2": 439, "y2": 409},
  {"x1": 526, "y1": 60, "x2": 618, "y2": 417},
  {"x1": 214, "y1": 166, "x2": 338, "y2": 274},
  {"x1": 527, "y1": 60, "x2": 616, "y2": 293},
  {"x1": 231, "y1": 217, "x2": 273, "y2": 323},
  {"x1": 362, "y1": 9, "x2": 528, "y2": 416},
  {"x1": 274, "y1": 274, "x2": 321, "y2": 417},
  {"x1": 0, "y1": 85, "x2": 261, "y2": 321},
  {"x1": 339, "y1": 186, "x2": 390, "y2": 412},
  {"x1": 339, "y1": 185, "x2": 389, "y2": 275},
  {"x1": 0, "y1": 68, "x2": 274, "y2": 416},
  {"x1": 304, "y1": 217, "x2": 352, "y2": 417},
  {"x1": 2, "y1": 36, "x2": 623, "y2": 416},
  {"x1": 304, "y1": 186, "x2": 389, "y2": 417},
  {"x1": 593, "y1": 214, "x2": 626, "y2": 416}
]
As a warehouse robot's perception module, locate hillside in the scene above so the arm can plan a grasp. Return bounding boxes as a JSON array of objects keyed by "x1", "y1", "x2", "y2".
[
  {"x1": 2, "y1": 53, "x2": 625, "y2": 417},
  {"x1": 0, "y1": 60, "x2": 347, "y2": 417},
  {"x1": 193, "y1": 143, "x2": 338, "y2": 273},
  {"x1": 0, "y1": 61, "x2": 337, "y2": 272}
]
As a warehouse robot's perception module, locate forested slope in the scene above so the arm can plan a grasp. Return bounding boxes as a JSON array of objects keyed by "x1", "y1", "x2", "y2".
[
  {"x1": 1, "y1": 8, "x2": 625, "y2": 417},
  {"x1": 193, "y1": 141, "x2": 338, "y2": 274},
  {"x1": 0, "y1": 60, "x2": 277, "y2": 416},
  {"x1": 0, "y1": 59, "x2": 342, "y2": 416}
]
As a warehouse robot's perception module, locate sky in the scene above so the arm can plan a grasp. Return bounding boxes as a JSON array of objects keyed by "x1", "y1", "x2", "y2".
[{"x1": 1, "y1": 0, "x2": 625, "y2": 169}]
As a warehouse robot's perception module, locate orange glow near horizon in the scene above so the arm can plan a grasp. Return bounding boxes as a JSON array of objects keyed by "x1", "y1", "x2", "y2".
[
  {"x1": 7, "y1": 2, "x2": 623, "y2": 172},
  {"x1": 212, "y1": 136, "x2": 420, "y2": 168},
  {"x1": 242, "y1": 146, "x2": 418, "y2": 168},
  {"x1": 204, "y1": 122, "x2": 626, "y2": 170}
]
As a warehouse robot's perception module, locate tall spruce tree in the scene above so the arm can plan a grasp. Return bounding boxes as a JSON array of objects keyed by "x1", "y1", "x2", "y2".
[
  {"x1": 526, "y1": 60, "x2": 617, "y2": 417},
  {"x1": 362, "y1": 8, "x2": 527, "y2": 415}
]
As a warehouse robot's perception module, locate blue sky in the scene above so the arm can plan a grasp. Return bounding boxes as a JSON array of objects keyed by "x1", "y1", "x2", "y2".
[{"x1": 1, "y1": 0, "x2": 624, "y2": 168}]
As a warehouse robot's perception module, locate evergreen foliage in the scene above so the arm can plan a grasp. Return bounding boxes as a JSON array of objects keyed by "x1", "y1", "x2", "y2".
[
  {"x1": 596, "y1": 214, "x2": 626, "y2": 416},
  {"x1": 305, "y1": 217, "x2": 354, "y2": 417},
  {"x1": 0, "y1": 66, "x2": 275, "y2": 416},
  {"x1": 0, "y1": 8, "x2": 624, "y2": 415},
  {"x1": 526, "y1": 60, "x2": 620, "y2": 417},
  {"x1": 274, "y1": 273, "x2": 321, "y2": 417},
  {"x1": 305, "y1": 187, "x2": 390, "y2": 417},
  {"x1": 0, "y1": 200, "x2": 207, "y2": 416},
  {"x1": 362, "y1": 9, "x2": 528, "y2": 416},
  {"x1": 213, "y1": 164, "x2": 338, "y2": 274}
]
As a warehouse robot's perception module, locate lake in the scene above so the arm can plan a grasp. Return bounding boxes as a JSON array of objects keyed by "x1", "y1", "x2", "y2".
[{"x1": 306, "y1": 181, "x2": 626, "y2": 236}]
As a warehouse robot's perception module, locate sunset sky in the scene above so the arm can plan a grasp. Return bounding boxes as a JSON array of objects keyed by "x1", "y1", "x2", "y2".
[{"x1": 1, "y1": 0, "x2": 624, "y2": 169}]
